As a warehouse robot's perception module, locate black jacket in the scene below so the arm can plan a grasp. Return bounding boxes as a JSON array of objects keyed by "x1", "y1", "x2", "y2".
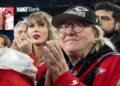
[{"x1": 111, "y1": 31, "x2": 120, "y2": 52}]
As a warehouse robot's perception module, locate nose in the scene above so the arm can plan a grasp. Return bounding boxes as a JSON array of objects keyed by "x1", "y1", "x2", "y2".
[
  {"x1": 65, "y1": 25, "x2": 75, "y2": 35},
  {"x1": 34, "y1": 25, "x2": 39, "y2": 32}
]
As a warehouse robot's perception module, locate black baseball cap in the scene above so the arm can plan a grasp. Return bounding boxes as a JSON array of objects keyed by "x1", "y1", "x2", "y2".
[{"x1": 52, "y1": 5, "x2": 99, "y2": 28}]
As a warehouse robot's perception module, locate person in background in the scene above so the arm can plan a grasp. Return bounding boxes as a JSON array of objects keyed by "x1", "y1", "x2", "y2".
[
  {"x1": 0, "y1": 34, "x2": 11, "y2": 48},
  {"x1": 37, "y1": 5, "x2": 120, "y2": 86},
  {"x1": 0, "y1": 13, "x2": 5, "y2": 30},
  {"x1": 3, "y1": 10, "x2": 14, "y2": 30},
  {"x1": 11, "y1": 19, "x2": 29, "y2": 52},
  {"x1": 94, "y1": 2, "x2": 120, "y2": 52}
]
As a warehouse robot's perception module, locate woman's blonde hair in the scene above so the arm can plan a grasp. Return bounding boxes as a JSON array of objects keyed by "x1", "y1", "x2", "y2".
[
  {"x1": 84, "y1": 25, "x2": 116, "y2": 57},
  {"x1": 27, "y1": 11, "x2": 58, "y2": 41}
]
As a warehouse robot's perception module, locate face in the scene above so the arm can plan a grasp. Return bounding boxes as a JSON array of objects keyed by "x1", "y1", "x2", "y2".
[
  {"x1": 0, "y1": 37, "x2": 4, "y2": 48},
  {"x1": 27, "y1": 21, "x2": 48, "y2": 45},
  {"x1": 58, "y1": 19, "x2": 95, "y2": 56},
  {"x1": 5, "y1": 13, "x2": 12, "y2": 18},
  {"x1": 95, "y1": 10, "x2": 116, "y2": 33},
  {"x1": 14, "y1": 24, "x2": 27, "y2": 39}
]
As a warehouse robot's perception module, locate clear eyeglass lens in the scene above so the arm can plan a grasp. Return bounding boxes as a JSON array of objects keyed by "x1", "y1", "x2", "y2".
[{"x1": 58, "y1": 21, "x2": 91, "y2": 33}]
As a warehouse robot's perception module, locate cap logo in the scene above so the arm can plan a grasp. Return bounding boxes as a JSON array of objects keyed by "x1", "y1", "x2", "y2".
[
  {"x1": 64, "y1": 6, "x2": 89, "y2": 18},
  {"x1": 75, "y1": 6, "x2": 89, "y2": 12}
]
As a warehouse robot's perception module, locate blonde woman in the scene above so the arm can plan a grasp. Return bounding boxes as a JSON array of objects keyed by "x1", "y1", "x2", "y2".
[
  {"x1": 26, "y1": 11, "x2": 58, "y2": 65},
  {"x1": 11, "y1": 12, "x2": 58, "y2": 85},
  {"x1": 12, "y1": 12, "x2": 58, "y2": 65}
]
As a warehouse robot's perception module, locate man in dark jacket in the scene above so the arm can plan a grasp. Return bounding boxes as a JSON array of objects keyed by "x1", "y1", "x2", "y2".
[{"x1": 94, "y1": 2, "x2": 120, "y2": 52}]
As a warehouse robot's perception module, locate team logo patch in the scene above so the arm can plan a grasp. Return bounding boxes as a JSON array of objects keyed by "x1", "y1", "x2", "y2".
[
  {"x1": 64, "y1": 6, "x2": 89, "y2": 18},
  {"x1": 95, "y1": 67, "x2": 106, "y2": 75},
  {"x1": 74, "y1": 6, "x2": 89, "y2": 12},
  {"x1": 70, "y1": 79, "x2": 79, "y2": 86}
]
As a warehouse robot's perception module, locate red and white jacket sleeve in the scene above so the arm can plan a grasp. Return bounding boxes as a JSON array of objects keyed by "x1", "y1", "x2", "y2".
[{"x1": 54, "y1": 71, "x2": 86, "y2": 86}]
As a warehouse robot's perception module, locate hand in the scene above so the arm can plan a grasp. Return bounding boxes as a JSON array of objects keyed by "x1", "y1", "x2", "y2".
[
  {"x1": 11, "y1": 40, "x2": 20, "y2": 51},
  {"x1": 42, "y1": 40, "x2": 69, "y2": 81},
  {"x1": 14, "y1": 33, "x2": 32, "y2": 54}
]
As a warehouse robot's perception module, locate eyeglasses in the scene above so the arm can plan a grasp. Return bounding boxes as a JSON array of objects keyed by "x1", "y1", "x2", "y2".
[{"x1": 57, "y1": 21, "x2": 91, "y2": 34}]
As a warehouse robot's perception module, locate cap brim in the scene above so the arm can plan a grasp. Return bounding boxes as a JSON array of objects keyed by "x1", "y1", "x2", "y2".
[{"x1": 52, "y1": 13, "x2": 90, "y2": 28}]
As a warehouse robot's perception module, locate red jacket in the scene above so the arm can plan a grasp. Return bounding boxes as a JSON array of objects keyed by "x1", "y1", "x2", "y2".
[
  {"x1": 37, "y1": 54, "x2": 120, "y2": 86},
  {"x1": 0, "y1": 51, "x2": 37, "y2": 86},
  {"x1": 0, "y1": 70, "x2": 34, "y2": 86}
]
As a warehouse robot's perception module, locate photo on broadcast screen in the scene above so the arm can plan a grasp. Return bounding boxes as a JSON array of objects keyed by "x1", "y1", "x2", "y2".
[{"x1": 0, "y1": 7, "x2": 14, "y2": 30}]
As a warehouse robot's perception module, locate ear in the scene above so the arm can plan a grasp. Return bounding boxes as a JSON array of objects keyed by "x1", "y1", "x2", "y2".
[
  {"x1": 118, "y1": 23, "x2": 120, "y2": 31},
  {"x1": 115, "y1": 22, "x2": 120, "y2": 31}
]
